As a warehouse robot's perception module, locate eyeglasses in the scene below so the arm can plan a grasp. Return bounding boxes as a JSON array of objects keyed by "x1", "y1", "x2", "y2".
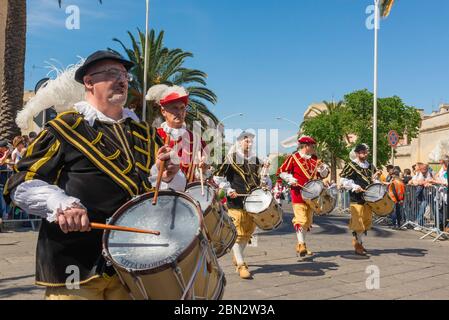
[{"x1": 88, "y1": 68, "x2": 133, "y2": 82}]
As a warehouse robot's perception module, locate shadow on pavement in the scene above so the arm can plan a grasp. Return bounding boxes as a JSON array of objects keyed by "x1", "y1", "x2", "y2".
[
  {"x1": 258, "y1": 212, "x2": 396, "y2": 239},
  {"x1": 250, "y1": 261, "x2": 339, "y2": 277},
  {"x1": 313, "y1": 247, "x2": 428, "y2": 260}
]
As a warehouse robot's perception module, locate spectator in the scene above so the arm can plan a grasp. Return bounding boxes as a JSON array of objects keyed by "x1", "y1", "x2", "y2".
[
  {"x1": 386, "y1": 165, "x2": 394, "y2": 183},
  {"x1": 402, "y1": 168, "x2": 412, "y2": 185},
  {"x1": 11, "y1": 136, "x2": 26, "y2": 165},
  {"x1": 412, "y1": 164, "x2": 417, "y2": 176},
  {"x1": 388, "y1": 169, "x2": 405, "y2": 229},
  {"x1": 433, "y1": 155, "x2": 448, "y2": 186},
  {"x1": 412, "y1": 163, "x2": 434, "y2": 230},
  {"x1": 0, "y1": 140, "x2": 11, "y2": 220}
]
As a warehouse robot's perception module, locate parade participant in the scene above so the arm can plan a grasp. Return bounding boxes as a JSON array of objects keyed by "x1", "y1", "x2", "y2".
[
  {"x1": 272, "y1": 179, "x2": 285, "y2": 207},
  {"x1": 340, "y1": 143, "x2": 379, "y2": 256},
  {"x1": 4, "y1": 50, "x2": 186, "y2": 300},
  {"x1": 146, "y1": 84, "x2": 208, "y2": 183},
  {"x1": 277, "y1": 136, "x2": 329, "y2": 257},
  {"x1": 214, "y1": 131, "x2": 265, "y2": 279}
]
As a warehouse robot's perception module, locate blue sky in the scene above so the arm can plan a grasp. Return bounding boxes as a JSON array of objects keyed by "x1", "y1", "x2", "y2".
[{"x1": 26, "y1": 0, "x2": 449, "y2": 153}]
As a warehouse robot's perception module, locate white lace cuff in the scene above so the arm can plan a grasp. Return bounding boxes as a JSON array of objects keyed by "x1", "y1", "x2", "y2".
[
  {"x1": 10, "y1": 179, "x2": 83, "y2": 223},
  {"x1": 149, "y1": 164, "x2": 187, "y2": 191},
  {"x1": 340, "y1": 178, "x2": 361, "y2": 192},
  {"x1": 279, "y1": 172, "x2": 297, "y2": 185}
]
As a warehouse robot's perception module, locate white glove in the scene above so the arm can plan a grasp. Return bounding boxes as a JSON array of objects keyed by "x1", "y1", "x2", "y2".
[
  {"x1": 279, "y1": 172, "x2": 297, "y2": 186},
  {"x1": 227, "y1": 188, "x2": 236, "y2": 196}
]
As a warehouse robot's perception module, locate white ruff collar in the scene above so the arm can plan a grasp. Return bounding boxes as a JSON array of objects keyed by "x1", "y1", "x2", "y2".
[
  {"x1": 353, "y1": 159, "x2": 369, "y2": 169},
  {"x1": 298, "y1": 151, "x2": 311, "y2": 160},
  {"x1": 74, "y1": 101, "x2": 139, "y2": 126},
  {"x1": 161, "y1": 122, "x2": 188, "y2": 140}
]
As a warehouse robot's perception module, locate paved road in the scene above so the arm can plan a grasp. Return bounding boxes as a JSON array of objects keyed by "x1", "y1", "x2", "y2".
[{"x1": 1, "y1": 203, "x2": 449, "y2": 300}]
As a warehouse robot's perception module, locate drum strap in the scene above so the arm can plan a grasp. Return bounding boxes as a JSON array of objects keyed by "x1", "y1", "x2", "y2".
[
  {"x1": 227, "y1": 154, "x2": 255, "y2": 192},
  {"x1": 48, "y1": 117, "x2": 139, "y2": 197},
  {"x1": 292, "y1": 153, "x2": 315, "y2": 180},
  {"x1": 347, "y1": 162, "x2": 372, "y2": 185}
]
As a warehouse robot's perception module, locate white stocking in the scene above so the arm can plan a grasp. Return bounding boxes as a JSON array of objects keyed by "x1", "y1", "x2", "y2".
[{"x1": 232, "y1": 242, "x2": 247, "y2": 265}]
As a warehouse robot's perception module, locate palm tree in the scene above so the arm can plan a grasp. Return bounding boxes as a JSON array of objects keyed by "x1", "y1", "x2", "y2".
[
  {"x1": 0, "y1": 1, "x2": 102, "y2": 142},
  {"x1": 0, "y1": 0, "x2": 26, "y2": 142},
  {"x1": 109, "y1": 29, "x2": 218, "y2": 129}
]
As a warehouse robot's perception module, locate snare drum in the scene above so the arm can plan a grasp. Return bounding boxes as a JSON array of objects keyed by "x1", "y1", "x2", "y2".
[
  {"x1": 244, "y1": 188, "x2": 283, "y2": 231},
  {"x1": 185, "y1": 182, "x2": 237, "y2": 258},
  {"x1": 362, "y1": 183, "x2": 394, "y2": 216},
  {"x1": 102, "y1": 190, "x2": 225, "y2": 300},
  {"x1": 301, "y1": 180, "x2": 336, "y2": 215}
]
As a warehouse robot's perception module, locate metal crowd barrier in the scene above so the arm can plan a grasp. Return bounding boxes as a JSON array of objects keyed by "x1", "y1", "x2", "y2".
[
  {"x1": 402, "y1": 184, "x2": 448, "y2": 242},
  {"x1": 0, "y1": 169, "x2": 41, "y2": 231},
  {"x1": 333, "y1": 184, "x2": 449, "y2": 242},
  {"x1": 335, "y1": 189, "x2": 350, "y2": 215}
]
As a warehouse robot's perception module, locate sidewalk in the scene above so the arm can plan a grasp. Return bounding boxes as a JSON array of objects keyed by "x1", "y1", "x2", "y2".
[{"x1": 1, "y1": 203, "x2": 449, "y2": 300}]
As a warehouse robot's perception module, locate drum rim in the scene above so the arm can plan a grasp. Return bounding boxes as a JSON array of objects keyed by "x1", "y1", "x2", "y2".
[
  {"x1": 243, "y1": 187, "x2": 273, "y2": 213},
  {"x1": 185, "y1": 181, "x2": 218, "y2": 218},
  {"x1": 301, "y1": 179, "x2": 325, "y2": 200},
  {"x1": 362, "y1": 182, "x2": 387, "y2": 202},
  {"x1": 102, "y1": 190, "x2": 206, "y2": 275}
]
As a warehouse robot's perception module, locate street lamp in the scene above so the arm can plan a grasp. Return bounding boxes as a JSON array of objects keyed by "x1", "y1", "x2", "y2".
[
  {"x1": 220, "y1": 113, "x2": 244, "y2": 125},
  {"x1": 275, "y1": 116, "x2": 300, "y2": 128}
]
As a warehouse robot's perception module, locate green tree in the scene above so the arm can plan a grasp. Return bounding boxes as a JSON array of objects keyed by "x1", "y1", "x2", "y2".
[
  {"x1": 343, "y1": 89, "x2": 421, "y2": 166},
  {"x1": 110, "y1": 29, "x2": 218, "y2": 129},
  {"x1": 301, "y1": 100, "x2": 350, "y2": 181}
]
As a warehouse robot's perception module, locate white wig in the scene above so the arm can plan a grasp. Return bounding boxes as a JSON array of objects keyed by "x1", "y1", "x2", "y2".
[{"x1": 16, "y1": 59, "x2": 86, "y2": 130}]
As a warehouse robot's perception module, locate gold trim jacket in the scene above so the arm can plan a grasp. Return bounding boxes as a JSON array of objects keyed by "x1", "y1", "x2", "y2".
[{"x1": 4, "y1": 110, "x2": 162, "y2": 286}]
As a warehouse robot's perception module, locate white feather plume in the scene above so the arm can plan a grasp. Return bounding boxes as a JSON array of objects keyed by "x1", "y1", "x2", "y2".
[
  {"x1": 145, "y1": 84, "x2": 169, "y2": 104},
  {"x1": 16, "y1": 59, "x2": 86, "y2": 130},
  {"x1": 145, "y1": 84, "x2": 188, "y2": 104},
  {"x1": 429, "y1": 138, "x2": 449, "y2": 162}
]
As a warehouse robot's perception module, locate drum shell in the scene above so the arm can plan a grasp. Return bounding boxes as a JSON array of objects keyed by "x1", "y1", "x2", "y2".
[
  {"x1": 250, "y1": 200, "x2": 283, "y2": 231},
  {"x1": 186, "y1": 182, "x2": 237, "y2": 258},
  {"x1": 102, "y1": 191, "x2": 225, "y2": 300},
  {"x1": 362, "y1": 183, "x2": 395, "y2": 216},
  {"x1": 244, "y1": 189, "x2": 283, "y2": 231},
  {"x1": 302, "y1": 180, "x2": 336, "y2": 215}
]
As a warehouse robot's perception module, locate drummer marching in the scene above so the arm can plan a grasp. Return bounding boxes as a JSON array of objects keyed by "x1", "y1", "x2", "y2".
[
  {"x1": 213, "y1": 131, "x2": 268, "y2": 279},
  {"x1": 272, "y1": 179, "x2": 285, "y2": 207},
  {"x1": 277, "y1": 136, "x2": 329, "y2": 258},
  {"x1": 340, "y1": 143, "x2": 380, "y2": 256},
  {"x1": 146, "y1": 84, "x2": 208, "y2": 183}
]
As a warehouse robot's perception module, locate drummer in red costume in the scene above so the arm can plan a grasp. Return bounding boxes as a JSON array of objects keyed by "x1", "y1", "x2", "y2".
[
  {"x1": 146, "y1": 84, "x2": 208, "y2": 182},
  {"x1": 277, "y1": 136, "x2": 329, "y2": 257}
]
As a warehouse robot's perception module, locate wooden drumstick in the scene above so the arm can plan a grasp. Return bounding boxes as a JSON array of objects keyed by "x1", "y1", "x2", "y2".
[
  {"x1": 153, "y1": 133, "x2": 171, "y2": 205},
  {"x1": 90, "y1": 223, "x2": 160, "y2": 235},
  {"x1": 291, "y1": 183, "x2": 314, "y2": 193},
  {"x1": 198, "y1": 150, "x2": 205, "y2": 196}
]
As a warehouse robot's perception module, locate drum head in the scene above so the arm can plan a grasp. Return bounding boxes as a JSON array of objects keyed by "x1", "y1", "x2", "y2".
[
  {"x1": 327, "y1": 186, "x2": 339, "y2": 199},
  {"x1": 301, "y1": 180, "x2": 324, "y2": 200},
  {"x1": 185, "y1": 183, "x2": 216, "y2": 213},
  {"x1": 244, "y1": 189, "x2": 272, "y2": 214},
  {"x1": 104, "y1": 192, "x2": 201, "y2": 271},
  {"x1": 363, "y1": 183, "x2": 386, "y2": 202}
]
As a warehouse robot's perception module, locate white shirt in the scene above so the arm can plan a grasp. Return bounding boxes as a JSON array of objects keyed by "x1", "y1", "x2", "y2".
[{"x1": 11, "y1": 101, "x2": 186, "y2": 222}]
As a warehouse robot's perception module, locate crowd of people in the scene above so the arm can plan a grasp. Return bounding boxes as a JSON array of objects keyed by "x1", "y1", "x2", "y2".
[{"x1": 0, "y1": 132, "x2": 38, "y2": 221}]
